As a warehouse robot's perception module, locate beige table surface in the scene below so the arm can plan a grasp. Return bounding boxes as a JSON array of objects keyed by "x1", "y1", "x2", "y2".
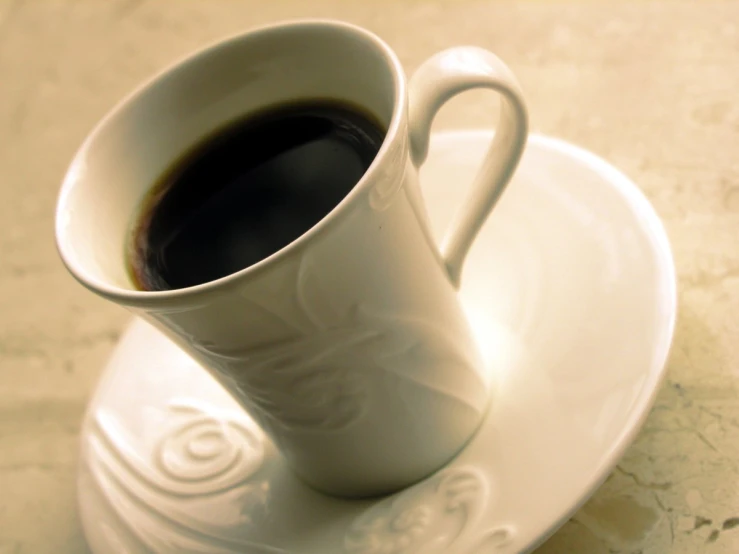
[{"x1": 1, "y1": 1, "x2": 738, "y2": 553}]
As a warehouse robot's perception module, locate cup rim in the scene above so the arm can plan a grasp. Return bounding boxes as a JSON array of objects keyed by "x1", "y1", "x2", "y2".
[{"x1": 55, "y1": 18, "x2": 406, "y2": 306}]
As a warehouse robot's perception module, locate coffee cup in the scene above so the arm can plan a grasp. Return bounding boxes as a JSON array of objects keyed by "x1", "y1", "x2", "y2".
[{"x1": 56, "y1": 19, "x2": 527, "y2": 497}]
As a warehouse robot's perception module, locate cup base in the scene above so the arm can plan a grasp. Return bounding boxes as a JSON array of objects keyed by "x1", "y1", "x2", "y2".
[{"x1": 76, "y1": 130, "x2": 675, "y2": 554}]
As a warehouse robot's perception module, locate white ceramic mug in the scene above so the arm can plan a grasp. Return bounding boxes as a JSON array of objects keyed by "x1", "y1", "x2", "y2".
[{"x1": 56, "y1": 19, "x2": 528, "y2": 497}]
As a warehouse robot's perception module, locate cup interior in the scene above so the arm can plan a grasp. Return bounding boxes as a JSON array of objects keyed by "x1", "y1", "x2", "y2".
[{"x1": 56, "y1": 21, "x2": 400, "y2": 294}]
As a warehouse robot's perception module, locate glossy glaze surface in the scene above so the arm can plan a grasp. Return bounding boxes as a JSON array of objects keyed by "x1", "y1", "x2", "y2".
[
  {"x1": 56, "y1": 22, "x2": 528, "y2": 497},
  {"x1": 76, "y1": 130, "x2": 675, "y2": 554}
]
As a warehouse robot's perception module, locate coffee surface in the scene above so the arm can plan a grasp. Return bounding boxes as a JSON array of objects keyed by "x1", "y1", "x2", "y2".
[{"x1": 128, "y1": 100, "x2": 385, "y2": 291}]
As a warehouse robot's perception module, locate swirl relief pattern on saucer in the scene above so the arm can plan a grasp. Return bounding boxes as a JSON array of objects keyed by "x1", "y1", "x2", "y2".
[
  {"x1": 344, "y1": 467, "x2": 514, "y2": 553},
  {"x1": 83, "y1": 399, "x2": 288, "y2": 553}
]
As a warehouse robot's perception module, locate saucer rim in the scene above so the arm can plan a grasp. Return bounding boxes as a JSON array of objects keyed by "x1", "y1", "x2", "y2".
[{"x1": 437, "y1": 129, "x2": 677, "y2": 552}]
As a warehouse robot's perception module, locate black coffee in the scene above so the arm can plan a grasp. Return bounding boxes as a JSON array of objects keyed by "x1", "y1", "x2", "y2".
[{"x1": 128, "y1": 100, "x2": 385, "y2": 291}]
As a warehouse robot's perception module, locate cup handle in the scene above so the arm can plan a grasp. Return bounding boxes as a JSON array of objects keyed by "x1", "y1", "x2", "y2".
[{"x1": 408, "y1": 47, "x2": 528, "y2": 287}]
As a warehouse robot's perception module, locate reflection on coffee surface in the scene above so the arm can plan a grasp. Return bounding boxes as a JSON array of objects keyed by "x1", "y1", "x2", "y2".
[{"x1": 128, "y1": 100, "x2": 385, "y2": 291}]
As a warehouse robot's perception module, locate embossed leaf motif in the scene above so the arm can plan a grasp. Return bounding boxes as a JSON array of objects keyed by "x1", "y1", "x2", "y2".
[
  {"x1": 85, "y1": 401, "x2": 289, "y2": 553},
  {"x1": 195, "y1": 257, "x2": 487, "y2": 436},
  {"x1": 370, "y1": 314, "x2": 488, "y2": 414},
  {"x1": 201, "y1": 313, "x2": 376, "y2": 434},
  {"x1": 345, "y1": 468, "x2": 489, "y2": 554}
]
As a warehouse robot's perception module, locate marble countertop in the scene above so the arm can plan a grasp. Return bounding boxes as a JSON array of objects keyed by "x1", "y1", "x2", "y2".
[{"x1": 1, "y1": 1, "x2": 737, "y2": 552}]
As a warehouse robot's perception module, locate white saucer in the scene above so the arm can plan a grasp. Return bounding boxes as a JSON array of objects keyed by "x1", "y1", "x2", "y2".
[{"x1": 77, "y1": 130, "x2": 676, "y2": 554}]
